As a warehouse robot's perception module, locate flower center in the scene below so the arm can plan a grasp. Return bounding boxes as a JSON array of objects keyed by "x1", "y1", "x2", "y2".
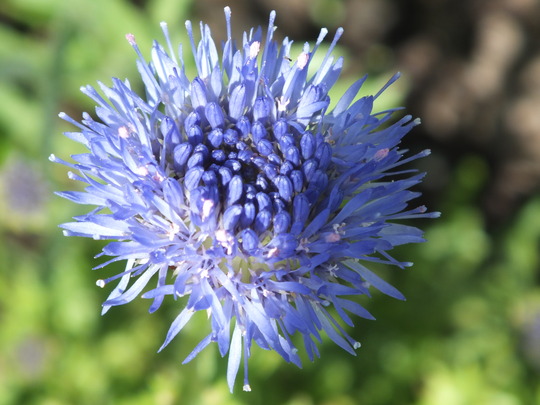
[{"x1": 167, "y1": 94, "x2": 332, "y2": 264}]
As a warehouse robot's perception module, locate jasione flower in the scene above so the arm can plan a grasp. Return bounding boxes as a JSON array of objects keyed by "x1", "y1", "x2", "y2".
[{"x1": 51, "y1": 7, "x2": 439, "y2": 392}]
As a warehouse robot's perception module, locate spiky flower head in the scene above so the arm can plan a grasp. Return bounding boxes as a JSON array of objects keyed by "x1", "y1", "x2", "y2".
[{"x1": 51, "y1": 7, "x2": 438, "y2": 392}]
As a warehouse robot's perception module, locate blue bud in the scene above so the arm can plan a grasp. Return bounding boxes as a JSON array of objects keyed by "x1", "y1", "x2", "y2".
[
  {"x1": 236, "y1": 116, "x2": 251, "y2": 138},
  {"x1": 229, "y1": 84, "x2": 246, "y2": 120},
  {"x1": 254, "y1": 209, "x2": 272, "y2": 233},
  {"x1": 253, "y1": 96, "x2": 272, "y2": 124},
  {"x1": 257, "y1": 139, "x2": 274, "y2": 156},
  {"x1": 293, "y1": 193, "x2": 310, "y2": 223},
  {"x1": 311, "y1": 170, "x2": 328, "y2": 190},
  {"x1": 268, "y1": 153, "x2": 282, "y2": 165},
  {"x1": 224, "y1": 159, "x2": 242, "y2": 172},
  {"x1": 224, "y1": 128, "x2": 239, "y2": 145},
  {"x1": 256, "y1": 175, "x2": 269, "y2": 191},
  {"x1": 238, "y1": 149, "x2": 254, "y2": 163},
  {"x1": 218, "y1": 166, "x2": 233, "y2": 186},
  {"x1": 290, "y1": 170, "x2": 304, "y2": 193},
  {"x1": 161, "y1": 117, "x2": 181, "y2": 145},
  {"x1": 241, "y1": 229, "x2": 259, "y2": 254},
  {"x1": 223, "y1": 204, "x2": 243, "y2": 231},
  {"x1": 211, "y1": 149, "x2": 226, "y2": 163},
  {"x1": 226, "y1": 175, "x2": 243, "y2": 206},
  {"x1": 245, "y1": 184, "x2": 257, "y2": 200},
  {"x1": 187, "y1": 125, "x2": 203, "y2": 145},
  {"x1": 208, "y1": 128, "x2": 224, "y2": 148},
  {"x1": 187, "y1": 151, "x2": 206, "y2": 169},
  {"x1": 240, "y1": 202, "x2": 256, "y2": 228},
  {"x1": 202, "y1": 170, "x2": 218, "y2": 186},
  {"x1": 279, "y1": 136, "x2": 294, "y2": 153},
  {"x1": 256, "y1": 192, "x2": 272, "y2": 211},
  {"x1": 235, "y1": 141, "x2": 248, "y2": 151},
  {"x1": 263, "y1": 163, "x2": 278, "y2": 180},
  {"x1": 300, "y1": 132, "x2": 315, "y2": 159},
  {"x1": 285, "y1": 145, "x2": 301, "y2": 166},
  {"x1": 272, "y1": 195, "x2": 287, "y2": 212},
  {"x1": 275, "y1": 175, "x2": 293, "y2": 201},
  {"x1": 193, "y1": 143, "x2": 209, "y2": 157},
  {"x1": 184, "y1": 166, "x2": 204, "y2": 191},
  {"x1": 184, "y1": 111, "x2": 200, "y2": 133},
  {"x1": 205, "y1": 102, "x2": 225, "y2": 129},
  {"x1": 302, "y1": 158, "x2": 318, "y2": 181},
  {"x1": 252, "y1": 156, "x2": 266, "y2": 169},
  {"x1": 327, "y1": 187, "x2": 344, "y2": 212},
  {"x1": 252, "y1": 121, "x2": 267, "y2": 143},
  {"x1": 280, "y1": 161, "x2": 294, "y2": 176},
  {"x1": 273, "y1": 119, "x2": 288, "y2": 139},
  {"x1": 173, "y1": 142, "x2": 193, "y2": 171}
]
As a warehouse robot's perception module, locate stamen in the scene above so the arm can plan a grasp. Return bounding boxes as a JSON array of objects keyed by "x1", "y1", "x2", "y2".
[
  {"x1": 125, "y1": 33, "x2": 136, "y2": 45},
  {"x1": 297, "y1": 52, "x2": 309, "y2": 70},
  {"x1": 118, "y1": 126, "x2": 130, "y2": 139},
  {"x1": 224, "y1": 7, "x2": 232, "y2": 40},
  {"x1": 249, "y1": 41, "x2": 261, "y2": 59}
]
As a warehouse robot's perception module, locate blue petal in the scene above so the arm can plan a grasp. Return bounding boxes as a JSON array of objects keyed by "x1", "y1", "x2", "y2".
[
  {"x1": 293, "y1": 193, "x2": 310, "y2": 224},
  {"x1": 55, "y1": 190, "x2": 106, "y2": 206},
  {"x1": 182, "y1": 333, "x2": 213, "y2": 364},
  {"x1": 344, "y1": 260, "x2": 405, "y2": 300},
  {"x1": 229, "y1": 84, "x2": 246, "y2": 120},
  {"x1": 313, "y1": 304, "x2": 356, "y2": 355},
  {"x1": 253, "y1": 96, "x2": 273, "y2": 123},
  {"x1": 190, "y1": 77, "x2": 208, "y2": 109},
  {"x1": 159, "y1": 308, "x2": 195, "y2": 351},
  {"x1": 104, "y1": 264, "x2": 160, "y2": 307},
  {"x1": 332, "y1": 75, "x2": 368, "y2": 116},
  {"x1": 301, "y1": 208, "x2": 329, "y2": 239},
  {"x1": 227, "y1": 322, "x2": 242, "y2": 393},
  {"x1": 60, "y1": 220, "x2": 127, "y2": 239}
]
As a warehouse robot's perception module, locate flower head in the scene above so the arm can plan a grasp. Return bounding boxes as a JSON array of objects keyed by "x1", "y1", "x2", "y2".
[{"x1": 52, "y1": 7, "x2": 438, "y2": 392}]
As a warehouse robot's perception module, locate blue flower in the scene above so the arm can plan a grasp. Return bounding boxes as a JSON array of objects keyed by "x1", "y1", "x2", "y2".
[{"x1": 51, "y1": 7, "x2": 439, "y2": 392}]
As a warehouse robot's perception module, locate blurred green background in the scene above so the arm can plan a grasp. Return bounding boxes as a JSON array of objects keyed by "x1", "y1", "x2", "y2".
[{"x1": 1, "y1": 0, "x2": 540, "y2": 404}]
